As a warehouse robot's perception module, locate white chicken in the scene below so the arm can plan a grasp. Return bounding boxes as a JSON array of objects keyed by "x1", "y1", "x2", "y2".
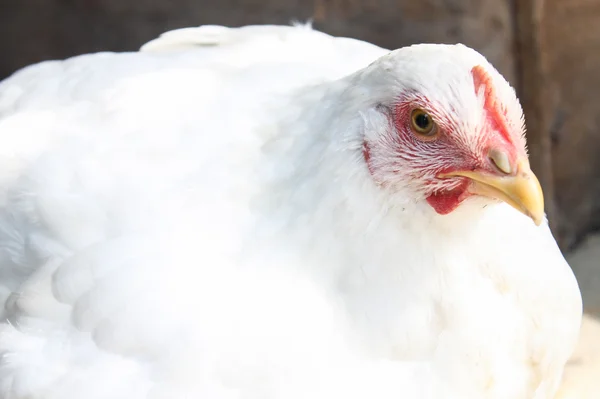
[{"x1": 0, "y1": 24, "x2": 582, "y2": 399}]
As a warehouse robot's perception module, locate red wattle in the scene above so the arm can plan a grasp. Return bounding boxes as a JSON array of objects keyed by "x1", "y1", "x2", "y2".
[{"x1": 426, "y1": 181, "x2": 469, "y2": 215}]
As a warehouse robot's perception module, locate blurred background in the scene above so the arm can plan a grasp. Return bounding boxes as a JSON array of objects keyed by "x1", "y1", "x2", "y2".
[{"x1": 1, "y1": 0, "x2": 599, "y2": 396}]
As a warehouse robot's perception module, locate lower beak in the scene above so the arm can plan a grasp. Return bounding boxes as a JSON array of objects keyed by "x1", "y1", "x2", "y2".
[{"x1": 439, "y1": 160, "x2": 545, "y2": 226}]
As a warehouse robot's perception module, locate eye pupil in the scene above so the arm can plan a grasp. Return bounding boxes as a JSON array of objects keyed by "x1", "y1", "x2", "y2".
[{"x1": 415, "y1": 113, "x2": 430, "y2": 130}]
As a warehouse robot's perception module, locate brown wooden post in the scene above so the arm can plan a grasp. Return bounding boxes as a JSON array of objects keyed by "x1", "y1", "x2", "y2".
[{"x1": 513, "y1": 0, "x2": 557, "y2": 236}]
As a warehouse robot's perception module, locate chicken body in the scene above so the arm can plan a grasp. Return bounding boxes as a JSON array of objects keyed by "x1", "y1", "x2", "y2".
[{"x1": 0, "y1": 25, "x2": 581, "y2": 399}]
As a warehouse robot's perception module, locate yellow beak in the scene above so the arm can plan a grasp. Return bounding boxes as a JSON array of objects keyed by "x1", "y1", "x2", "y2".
[{"x1": 439, "y1": 159, "x2": 545, "y2": 226}]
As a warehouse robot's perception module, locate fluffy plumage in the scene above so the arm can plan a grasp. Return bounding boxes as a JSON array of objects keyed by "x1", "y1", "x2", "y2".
[{"x1": 0, "y1": 24, "x2": 581, "y2": 399}]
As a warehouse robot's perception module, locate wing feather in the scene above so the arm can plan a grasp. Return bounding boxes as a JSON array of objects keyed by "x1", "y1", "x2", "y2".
[{"x1": 0, "y1": 24, "x2": 411, "y2": 399}]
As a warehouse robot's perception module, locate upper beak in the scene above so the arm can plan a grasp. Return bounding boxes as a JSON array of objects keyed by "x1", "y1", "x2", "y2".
[{"x1": 439, "y1": 157, "x2": 545, "y2": 226}]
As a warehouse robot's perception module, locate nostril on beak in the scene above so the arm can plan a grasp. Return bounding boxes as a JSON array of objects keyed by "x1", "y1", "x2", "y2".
[{"x1": 488, "y1": 148, "x2": 512, "y2": 175}]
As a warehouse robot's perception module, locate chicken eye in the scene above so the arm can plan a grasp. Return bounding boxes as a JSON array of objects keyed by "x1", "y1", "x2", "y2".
[{"x1": 410, "y1": 109, "x2": 437, "y2": 137}]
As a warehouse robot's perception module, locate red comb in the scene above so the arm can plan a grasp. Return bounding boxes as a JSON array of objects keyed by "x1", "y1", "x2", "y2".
[{"x1": 471, "y1": 65, "x2": 512, "y2": 144}]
